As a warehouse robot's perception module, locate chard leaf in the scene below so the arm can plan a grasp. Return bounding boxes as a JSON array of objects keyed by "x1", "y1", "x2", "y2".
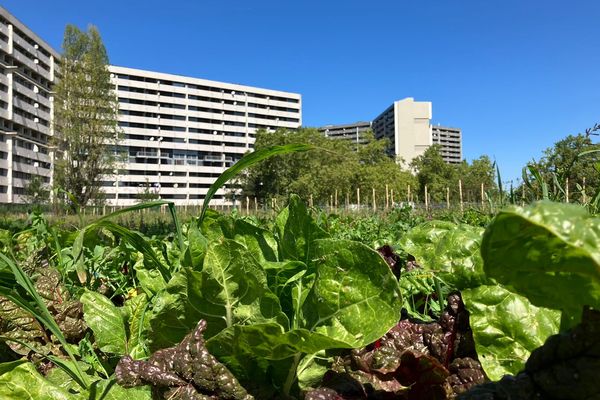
[
  {"x1": 303, "y1": 239, "x2": 402, "y2": 347},
  {"x1": 202, "y1": 214, "x2": 279, "y2": 263},
  {"x1": 400, "y1": 221, "x2": 487, "y2": 289},
  {"x1": 182, "y1": 222, "x2": 207, "y2": 269},
  {"x1": 275, "y1": 194, "x2": 329, "y2": 262},
  {"x1": 462, "y1": 284, "x2": 560, "y2": 380},
  {"x1": 148, "y1": 239, "x2": 288, "y2": 349},
  {"x1": 207, "y1": 323, "x2": 349, "y2": 361},
  {"x1": 0, "y1": 361, "x2": 76, "y2": 399},
  {"x1": 81, "y1": 291, "x2": 127, "y2": 355},
  {"x1": 482, "y1": 201, "x2": 600, "y2": 327}
]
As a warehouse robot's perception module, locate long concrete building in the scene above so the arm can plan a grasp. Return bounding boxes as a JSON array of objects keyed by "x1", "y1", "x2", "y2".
[
  {"x1": 0, "y1": 7, "x2": 58, "y2": 204},
  {"x1": 0, "y1": 6, "x2": 302, "y2": 206},
  {"x1": 106, "y1": 66, "x2": 301, "y2": 205},
  {"x1": 318, "y1": 121, "x2": 372, "y2": 145}
]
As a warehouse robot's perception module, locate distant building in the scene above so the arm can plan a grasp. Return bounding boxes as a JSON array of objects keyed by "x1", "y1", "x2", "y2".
[
  {"x1": 106, "y1": 66, "x2": 302, "y2": 206},
  {"x1": 372, "y1": 98, "x2": 433, "y2": 165},
  {"x1": 371, "y1": 97, "x2": 462, "y2": 165},
  {"x1": 0, "y1": 7, "x2": 58, "y2": 204},
  {"x1": 318, "y1": 121, "x2": 371, "y2": 145},
  {"x1": 432, "y1": 125, "x2": 462, "y2": 164}
]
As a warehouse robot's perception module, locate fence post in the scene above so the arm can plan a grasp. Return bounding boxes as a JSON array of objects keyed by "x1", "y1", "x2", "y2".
[
  {"x1": 565, "y1": 177, "x2": 569, "y2": 203},
  {"x1": 246, "y1": 196, "x2": 249, "y2": 215},
  {"x1": 385, "y1": 184, "x2": 389, "y2": 210},
  {"x1": 346, "y1": 191, "x2": 349, "y2": 210},
  {"x1": 446, "y1": 187, "x2": 450, "y2": 209},
  {"x1": 481, "y1": 183, "x2": 485, "y2": 209},
  {"x1": 372, "y1": 188, "x2": 376, "y2": 212},
  {"x1": 334, "y1": 189, "x2": 338, "y2": 210},
  {"x1": 407, "y1": 184, "x2": 411, "y2": 203},
  {"x1": 309, "y1": 194, "x2": 313, "y2": 208},
  {"x1": 391, "y1": 189, "x2": 394, "y2": 207},
  {"x1": 459, "y1": 179, "x2": 464, "y2": 213},
  {"x1": 357, "y1": 188, "x2": 360, "y2": 211},
  {"x1": 424, "y1": 185, "x2": 429, "y2": 211}
]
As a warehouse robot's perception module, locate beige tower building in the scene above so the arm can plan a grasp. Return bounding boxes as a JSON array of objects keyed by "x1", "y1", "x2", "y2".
[{"x1": 372, "y1": 97, "x2": 461, "y2": 165}]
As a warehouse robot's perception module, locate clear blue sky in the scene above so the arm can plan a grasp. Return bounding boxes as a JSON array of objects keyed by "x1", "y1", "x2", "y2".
[{"x1": 5, "y1": 0, "x2": 600, "y2": 184}]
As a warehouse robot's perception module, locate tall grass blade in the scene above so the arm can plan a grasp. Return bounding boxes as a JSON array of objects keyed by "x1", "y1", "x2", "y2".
[{"x1": 199, "y1": 143, "x2": 313, "y2": 224}]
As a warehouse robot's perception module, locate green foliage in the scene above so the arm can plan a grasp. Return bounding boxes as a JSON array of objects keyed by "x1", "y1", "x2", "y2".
[
  {"x1": 53, "y1": 24, "x2": 120, "y2": 210},
  {"x1": 242, "y1": 128, "x2": 416, "y2": 206},
  {"x1": 481, "y1": 201, "x2": 600, "y2": 328},
  {"x1": 461, "y1": 285, "x2": 561, "y2": 380},
  {"x1": 399, "y1": 221, "x2": 488, "y2": 289},
  {"x1": 411, "y1": 145, "x2": 497, "y2": 204},
  {"x1": 521, "y1": 133, "x2": 600, "y2": 205}
]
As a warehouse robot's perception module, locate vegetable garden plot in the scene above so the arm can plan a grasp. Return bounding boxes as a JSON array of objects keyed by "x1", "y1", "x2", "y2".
[{"x1": 0, "y1": 186, "x2": 599, "y2": 397}]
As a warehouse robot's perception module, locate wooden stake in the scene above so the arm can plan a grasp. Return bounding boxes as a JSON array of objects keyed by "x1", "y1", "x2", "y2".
[
  {"x1": 357, "y1": 188, "x2": 360, "y2": 210},
  {"x1": 334, "y1": 189, "x2": 338, "y2": 210},
  {"x1": 407, "y1": 184, "x2": 411, "y2": 202},
  {"x1": 481, "y1": 183, "x2": 485, "y2": 208},
  {"x1": 459, "y1": 179, "x2": 464, "y2": 213},
  {"x1": 391, "y1": 189, "x2": 394, "y2": 206},
  {"x1": 346, "y1": 191, "x2": 349, "y2": 210},
  {"x1": 446, "y1": 187, "x2": 450, "y2": 209},
  {"x1": 565, "y1": 177, "x2": 569, "y2": 203},
  {"x1": 424, "y1": 185, "x2": 429, "y2": 211},
  {"x1": 583, "y1": 177, "x2": 587, "y2": 204},
  {"x1": 309, "y1": 194, "x2": 313, "y2": 208},
  {"x1": 372, "y1": 188, "x2": 376, "y2": 212},
  {"x1": 246, "y1": 196, "x2": 249, "y2": 215},
  {"x1": 385, "y1": 184, "x2": 389, "y2": 210}
]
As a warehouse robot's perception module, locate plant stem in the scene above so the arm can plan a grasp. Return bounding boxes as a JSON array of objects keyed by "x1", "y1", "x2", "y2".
[{"x1": 283, "y1": 353, "x2": 302, "y2": 398}]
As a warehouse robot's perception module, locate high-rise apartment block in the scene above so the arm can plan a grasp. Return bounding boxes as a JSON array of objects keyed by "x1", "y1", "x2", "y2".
[
  {"x1": 372, "y1": 97, "x2": 462, "y2": 166},
  {"x1": 0, "y1": 6, "x2": 302, "y2": 206},
  {"x1": 322, "y1": 98, "x2": 462, "y2": 166},
  {"x1": 432, "y1": 124, "x2": 461, "y2": 164},
  {"x1": 0, "y1": 7, "x2": 57, "y2": 204},
  {"x1": 107, "y1": 66, "x2": 301, "y2": 205},
  {"x1": 318, "y1": 121, "x2": 371, "y2": 145}
]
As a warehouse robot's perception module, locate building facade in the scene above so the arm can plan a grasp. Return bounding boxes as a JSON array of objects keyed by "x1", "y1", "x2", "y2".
[
  {"x1": 372, "y1": 97, "x2": 462, "y2": 165},
  {"x1": 318, "y1": 121, "x2": 371, "y2": 145},
  {"x1": 372, "y1": 98, "x2": 433, "y2": 165},
  {"x1": 432, "y1": 125, "x2": 461, "y2": 164},
  {"x1": 106, "y1": 66, "x2": 302, "y2": 206},
  {"x1": 0, "y1": 7, "x2": 57, "y2": 204}
]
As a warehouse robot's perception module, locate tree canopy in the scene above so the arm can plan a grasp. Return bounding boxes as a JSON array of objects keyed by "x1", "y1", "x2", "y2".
[
  {"x1": 53, "y1": 25, "x2": 120, "y2": 209},
  {"x1": 241, "y1": 128, "x2": 416, "y2": 207}
]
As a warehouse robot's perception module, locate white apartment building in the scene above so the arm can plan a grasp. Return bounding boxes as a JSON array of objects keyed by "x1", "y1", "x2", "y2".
[
  {"x1": 106, "y1": 66, "x2": 302, "y2": 206},
  {"x1": 0, "y1": 7, "x2": 57, "y2": 204},
  {"x1": 432, "y1": 124, "x2": 462, "y2": 164},
  {"x1": 318, "y1": 121, "x2": 372, "y2": 146},
  {"x1": 372, "y1": 97, "x2": 462, "y2": 166}
]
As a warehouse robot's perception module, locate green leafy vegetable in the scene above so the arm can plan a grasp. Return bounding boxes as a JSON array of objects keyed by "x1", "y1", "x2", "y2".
[
  {"x1": 81, "y1": 291, "x2": 127, "y2": 355},
  {"x1": 481, "y1": 201, "x2": 600, "y2": 327},
  {"x1": 461, "y1": 284, "x2": 560, "y2": 380},
  {"x1": 400, "y1": 221, "x2": 487, "y2": 289}
]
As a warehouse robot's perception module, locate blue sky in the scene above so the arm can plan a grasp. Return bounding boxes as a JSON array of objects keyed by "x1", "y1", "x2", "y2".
[{"x1": 4, "y1": 0, "x2": 600, "y2": 183}]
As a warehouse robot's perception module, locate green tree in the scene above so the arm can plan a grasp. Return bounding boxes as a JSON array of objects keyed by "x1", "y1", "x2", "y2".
[
  {"x1": 242, "y1": 128, "x2": 415, "y2": 208},
  {"x1": 21, "y1": 176, "x2": 50, "y2": 209},
  {"x1": 523, "y1": 133, "x2": 600, "y2": 203},
  {"x1": 411, "y1": 145, "x2": 458, "y2": 202},
  {"x1": 53, "y1": 25, "x2": 120, "y2": 210}
]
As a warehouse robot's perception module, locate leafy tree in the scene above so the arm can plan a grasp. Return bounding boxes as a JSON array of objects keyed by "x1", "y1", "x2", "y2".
[
  {"x1": 523, "y1": 133, "x2": 600, "y2": 203},
  {"x1": 21, "y1": 176, "x2": 50, "y2": 209},
  {"x1": 242, "y1": 128, "x2": 415, "y2": 207},
  {"x1": 52, "y1": 25, "x2": 120, "y2": 210},
  {"x1": 411, "y1": 145, "x2": 458, "y2": 202}
]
